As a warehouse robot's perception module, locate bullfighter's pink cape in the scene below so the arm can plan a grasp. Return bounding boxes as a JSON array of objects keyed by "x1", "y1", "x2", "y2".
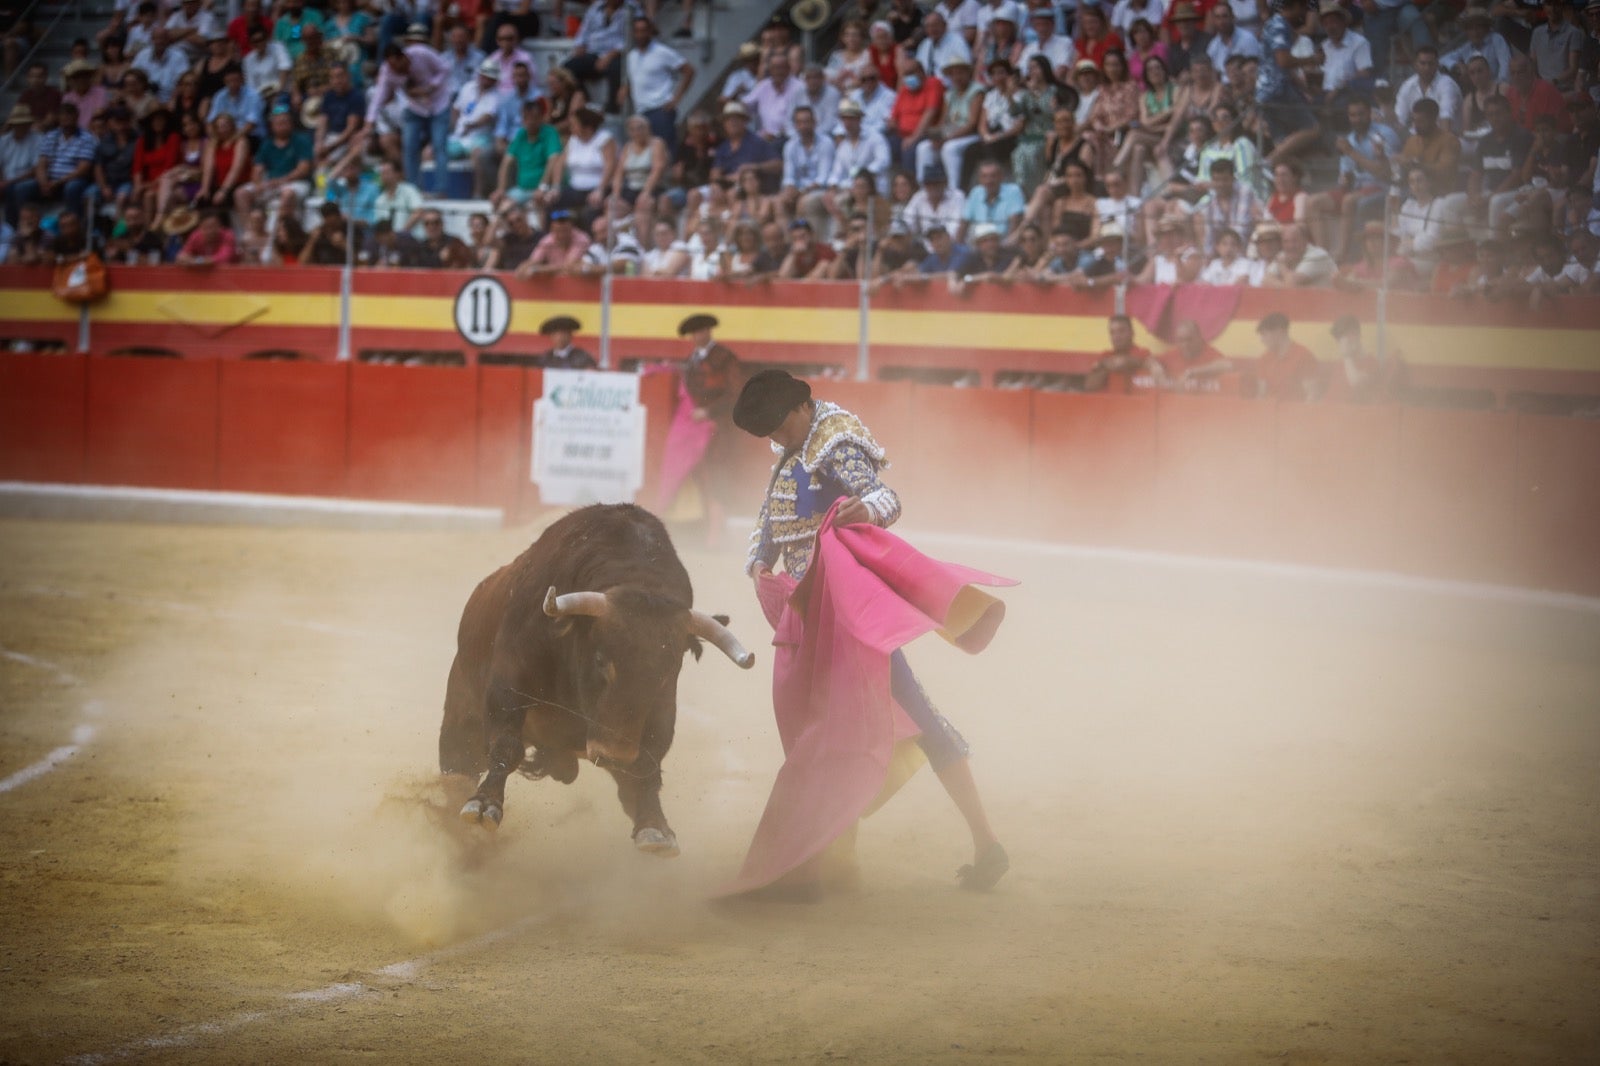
[
  {"x1": 655, "y1": 378, "x2": 716, "y2": 513},
  {"x1": 719, "y1": 505, "x2": 1015, "y2": 896}
]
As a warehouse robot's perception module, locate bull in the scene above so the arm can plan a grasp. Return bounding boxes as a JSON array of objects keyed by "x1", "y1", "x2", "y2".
[{"x1": 439, "y1": 504, "x2": 754, "y2": 856}]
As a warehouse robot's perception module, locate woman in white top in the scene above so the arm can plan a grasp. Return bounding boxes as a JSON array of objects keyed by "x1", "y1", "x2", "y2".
[
  {"x1": 1200, "y1": 227, "x2": 1255, "y2": 285},
  {"x1": 825, "y1": 19, "x2": 873, "y2": 92},
  {"x1": 642, "y1": 220, "x2": 691, "y2": 277},
  {"x1": 686, "y1": 215, "x2": 725, "y2": 280},
  {"x1": 545, "y1": 106, "x2": 617, "y2": 217},
  {"x1": 609, "y1": 114, "x2": 668, "y2": 238},
  {"x1": 1395, "y1": 165, "x2": 1450, "y2": 268}
]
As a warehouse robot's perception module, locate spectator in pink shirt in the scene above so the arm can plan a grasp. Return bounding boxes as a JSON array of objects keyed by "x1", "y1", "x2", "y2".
[
  {"x1": 514, "y1": 208, "x2": 591, "y2": 276},
  {"x1": 177, "y1": 210, "x2": 238, "y2": 264},
  {"x1": 366, "y1": 30, "x2": 453, "y2": 188}
]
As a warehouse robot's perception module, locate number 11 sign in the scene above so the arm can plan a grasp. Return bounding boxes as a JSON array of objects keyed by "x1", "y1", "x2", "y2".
[{"x1": 453, "y1": 276, "x2": 512, "y2": 348}]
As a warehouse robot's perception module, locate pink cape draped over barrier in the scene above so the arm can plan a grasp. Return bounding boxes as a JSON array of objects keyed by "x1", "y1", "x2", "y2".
[
  {"x1": 654, "y1": 378, "x2": 716, "y2": 512},
  {"x1": 718, "y1": 504, "x2": 1016, "y2": 897}
]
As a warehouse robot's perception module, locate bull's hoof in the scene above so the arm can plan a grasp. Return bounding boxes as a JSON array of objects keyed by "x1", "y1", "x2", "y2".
[
  {"x1": 459, "y1": 798, "x2": 503, "y2": 829},
  {"x1": 633, "y1": 827, "x2": 679, "y2": 858}
]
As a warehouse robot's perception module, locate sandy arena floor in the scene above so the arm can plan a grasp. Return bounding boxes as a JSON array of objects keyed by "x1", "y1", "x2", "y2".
[{"x1": 0, "y1": 516, "x2": 1596, "y2": 1064}]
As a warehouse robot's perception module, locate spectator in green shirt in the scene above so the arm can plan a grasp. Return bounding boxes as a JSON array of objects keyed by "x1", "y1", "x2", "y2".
[
  {"x1": 236, "y1": 104, "x2": 313, "y2": 216},
  {"x1": 492, "y1": 99, "x2": 561, "y2": 209},
  {"x1": 274, "y1": 0, "x2": 326, "y2": 62}
]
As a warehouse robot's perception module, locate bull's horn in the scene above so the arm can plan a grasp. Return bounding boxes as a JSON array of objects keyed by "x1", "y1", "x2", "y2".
[
  {"x1": 689, "y1": 610, "x2": 756, "y2": 669},
  {"x1": 544, "y1": 587, "x2": 610, "y2": 619}
]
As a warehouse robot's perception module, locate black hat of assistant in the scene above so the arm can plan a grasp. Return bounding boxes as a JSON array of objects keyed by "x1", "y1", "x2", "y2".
[
  {"x1": 540, "y1": 314, "x2": 581, "y2": 335},
  {"x1": 733, "y1": 369, "x2": 812, "y2": 437},
  {"x1": 678, "y1": 312, "x2": 719, "y2": 336}
]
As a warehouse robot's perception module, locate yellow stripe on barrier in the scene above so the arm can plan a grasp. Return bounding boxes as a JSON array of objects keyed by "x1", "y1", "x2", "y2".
[
  {"x1": 869, "y1": 309, "x2": 1111, "y2": 350},
  {"x1": 6, "y1": 285, "x2": 1598, "y2": 374},
  {"x1": 0, "y1": 290, "x2": 79, "y2": 323}
]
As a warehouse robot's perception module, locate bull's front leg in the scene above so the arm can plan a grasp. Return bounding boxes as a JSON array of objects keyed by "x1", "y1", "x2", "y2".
[
  {"x1": 610, "y1": 707, "x2": 677, "y2": 856},
  {"x1": 609, "y1": 762, "x2": 677, "y2": 857},
  {"x1": 460, "y1": 681, "x2": 526, "y2": 830}
]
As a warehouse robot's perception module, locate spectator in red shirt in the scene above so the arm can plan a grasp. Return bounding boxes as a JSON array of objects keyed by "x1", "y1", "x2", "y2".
[
  {"x1": 514, "y1": 208, "x2": 591, "y2": 276},
  {"x1": 890, "y1": 58, "x2": 945, "y2": 175},
  {"x1": 1086, "y1": 313, "x2": 1170, "y2": 392},
  {"x1": 1076, "y1": 5, "x2": 1126, "y2": 71},
  {"x1": 131, "y1": 106, "x2": 178, "y2": 218},
  {"x1": 177, "y1": 209, "x2": 239, "y2": 264},
  {"x1": 776, "y1": 217, "x2": 837, "y2": 278},
  {"x1": 1251, "y1": 311, "x2": 1319, "y2": 401},
  {"x1": 227, "y1": 0, "x2": 273, "y2": 56},
  {"x1": 1504, "y1": 52, "x2": 1569, "y2": 133},
  {"x1": 1169, "y1": 317, "x2": 1234, "y2": 392}
]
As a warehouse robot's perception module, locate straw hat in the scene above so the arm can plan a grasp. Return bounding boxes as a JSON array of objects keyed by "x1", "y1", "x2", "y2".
[
  {"x1": 160, "y1": 204, "x2": 200, "y2": 236},
  {"x1": 299, "y1": 95, "x2": 324, "y2": 128},
  {"x1": 62, "y1": 58, "x2": 99, "y2": 78},
  {"x1": 403, "y1": 22, "x2": 429, "y2": 41},
  {"x1": 5, "y1": 104, "x2": 33, "y2": 126},
  {"x1": 1317, "y1": 1, "x2": 1348, "y2": 19},
  {"x1": 722, "y1": 100, "x2": 749, "y2": 118}
]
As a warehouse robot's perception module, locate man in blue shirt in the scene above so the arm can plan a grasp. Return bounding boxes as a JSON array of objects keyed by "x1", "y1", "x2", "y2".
[
  {"x1": 917, "y1": 224, "x2": 970, "y2": 276},
  {"x1": 711, "y1": 101, "x2": 779, "y2": 189},
  {"x1": 958, "y1": 159, "x2": 1024, "y2": 243},
  {"x1": 562, "y1": 0, "x2": 633, "y2": 111},
  {"x1": 12, "y1": 102, "x2": 97, "y2": 220},
  {"x1": 209, "y1": 65, "x2": 264, "y2": 140},
  {"x1": 1332, "y1": 96, "x2": 1399, "y2": 255},
  {"x1": 1257, "y1": 0, "x2": 1319, "y2": 165},
  {"x1": 315, "y1": 62, "x2": 366, "y2": 183}
]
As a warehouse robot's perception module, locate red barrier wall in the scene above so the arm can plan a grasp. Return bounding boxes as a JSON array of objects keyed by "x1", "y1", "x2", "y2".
[
  {"x1": 477, "y1": 365, "x2": 532, "y2": 514},
  {"x1": 85, "y1": 357, "x2": 220, "y2": 489},
  {"x1": 1273, "y1": 403, "x2": 1402, "y2": 572},
  {"x1": 3, "y1": 354, "x2": 1598, "y2": 599},
  {"x1": 346, "y1": 364, "x2": 481, "y2": 506},
  {"x1": 0, "y1": 353, "x2": 86, "y2": 484},
  {"x1": 1155, "y1": 394, "x2": 1280, "y2": 559},
  {"x1": 1393, "y1": 409, "x2": 1521, "y2": 584},
  {"x1": 218, "y1": 361, "x2": 350, "y2": 497},
  {"x1": 1511, "y1": 415, "x2": 1600, "y2": 595},
  {"x1": 905, "y1": 386, "x2": 1034, "y2": 535},
  {"x1": 1031, "y1": 393, "x2": 1160, "y2": 549}
]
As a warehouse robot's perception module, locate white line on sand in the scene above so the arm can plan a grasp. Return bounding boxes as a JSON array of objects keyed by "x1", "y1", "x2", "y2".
[
  {"x1": 0, "y1": 481, "x2": 504, "y2": 531},
  {"x1": 0, "y1": 648, "x2": 104, "y2": 795},
  {"x1": 12, "y1": 584, "x2": 429, "y2": 645},
  {"x1": 65, "y1": 917, "x2": 545, "y2": 1065},
  {"x1": 900, "y1": 528, "x2": 1600, "y2": 617}
]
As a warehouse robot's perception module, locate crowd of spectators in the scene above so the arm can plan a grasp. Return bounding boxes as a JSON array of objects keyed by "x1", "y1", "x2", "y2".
[{"x1": 2, "y1": 0, "x2": 1598, "y2": 304}]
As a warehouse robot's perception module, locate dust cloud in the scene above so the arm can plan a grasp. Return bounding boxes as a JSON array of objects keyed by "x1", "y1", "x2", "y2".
[{"x1": 1, "y1": 519, "x2": 1596, "y2": 1063}]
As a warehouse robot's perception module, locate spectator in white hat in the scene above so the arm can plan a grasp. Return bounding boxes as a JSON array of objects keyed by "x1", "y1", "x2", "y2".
[{"x1": 449, "y1": 58, "x2": 502, "y2": 197}]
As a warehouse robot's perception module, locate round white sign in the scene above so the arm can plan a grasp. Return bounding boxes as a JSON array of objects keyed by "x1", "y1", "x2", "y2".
[{"x1": 453, "y1": 276, "x2": 512, "y2": 348}]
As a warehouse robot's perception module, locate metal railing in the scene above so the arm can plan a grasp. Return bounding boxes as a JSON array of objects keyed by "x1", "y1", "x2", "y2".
[{"x1": 0, "y1": 0, "x2": 84, "y2": 98}]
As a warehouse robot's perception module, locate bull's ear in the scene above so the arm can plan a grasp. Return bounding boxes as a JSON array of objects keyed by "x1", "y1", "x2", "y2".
[{"x1": 686, "y1": 636, "x2": 704, "y2": 661}]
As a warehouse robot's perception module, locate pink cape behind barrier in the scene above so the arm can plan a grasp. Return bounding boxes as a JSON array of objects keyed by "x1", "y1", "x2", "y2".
[
  {"x1": 654, "y1": 378, "x2": 716, "y2": 513},
  {"x1": 718, "y1": 506, "x2": 1016, "y2": 897}
]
